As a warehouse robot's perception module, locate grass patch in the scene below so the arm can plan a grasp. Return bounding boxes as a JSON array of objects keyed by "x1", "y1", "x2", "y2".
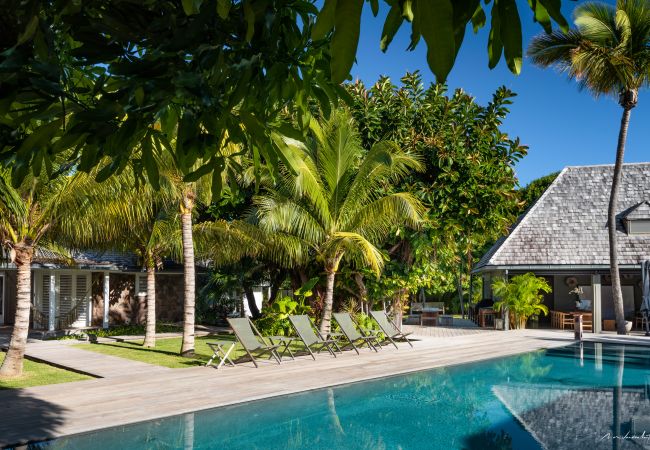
[
  {"x1": 0, "y1": 352, "x2": 92, "y2": 390},
  {"x1": 74, "y1": 335, "x2": 307, "y2": 368}
]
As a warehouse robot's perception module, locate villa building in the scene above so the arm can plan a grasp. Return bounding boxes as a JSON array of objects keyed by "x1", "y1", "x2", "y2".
[
  {"x1": 0, "y1": 250, "x2": 185, "y2": 332},
  {"x1": 474, "y1": 163, "x2": 650, "y2": 332}
]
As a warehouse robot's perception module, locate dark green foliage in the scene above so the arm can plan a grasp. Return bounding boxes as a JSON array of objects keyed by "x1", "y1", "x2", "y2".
[
  {"x1": 86, "y1": 323, "x2": 182, "y2": 339},
  {"x1": 1, "y1": 0, "x2": 568, "y2": 188},
  {"x1": 518, "y1": 171, "x2": 559, "y2": 211},
  {"x1": 1, "y1": 0, "x2": 338, "y2": 189}
]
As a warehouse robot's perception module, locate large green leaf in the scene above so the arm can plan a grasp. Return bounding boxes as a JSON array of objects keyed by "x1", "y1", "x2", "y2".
[
  {"x1": 538, "y1": 0, "x2": 569, "y2": 32},
  {"x1": 498, "y1": 0, "x2": 522, "y2": 74},
  {"x1": 312, "y1": 0, "x2": 337, "y2": 40},
  {"x1": 528, "y1": 0, "x2": 552, "y2": 33},
  {"x1": 416, "y1": 0, "x2": 456, "y2": 82},
  {"x1": 217, "y1": 0, "x2": 231, "y2": 19},
  {"x1": 330, "y1": 0, "x2": 364, "y2": 83},
  {"x1": 488, "y1": 1, "x2": 503, "y2": 69},
  {"x1": 17, "y1": 16, "x2": 39, "y2": 46},
  {"x1": 471, "y1": 4, "x2": 487, "y2": 33},
  {"x1": 380, "y1": 3, "x2": 404, "y2": 52},
  {"x1": 141, "y1": 135, "x2": 160, "y2": 190}
]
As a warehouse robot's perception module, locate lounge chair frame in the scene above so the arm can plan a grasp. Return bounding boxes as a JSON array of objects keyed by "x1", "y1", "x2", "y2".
[
  {"x1": 332, "y1": 313, "x2": 381, "y2": 354},
  {"x1": 370, "y1": 310, "x2": 414, "y2": 348},
  {"x1": 227, "y1": 318, "x2": 283, "y2": 368},
  {"x1": 289, "y1": 315, "x2": 341, "y2": 359}
]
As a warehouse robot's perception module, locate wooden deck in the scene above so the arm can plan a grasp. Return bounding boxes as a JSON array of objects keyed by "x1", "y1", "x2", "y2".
[{"x1": 0, "y1": 328, "x2": 642, "y2": 447}]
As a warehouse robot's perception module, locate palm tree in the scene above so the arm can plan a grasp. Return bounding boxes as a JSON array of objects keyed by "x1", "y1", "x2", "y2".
[
  {"x1": 0, "y1": 164, "x2": 138, "y2": 378},
  {"x1": 130, "y1": 208, "x2": 181, "y2": 347},
  {"x1": 528, "y1": 0, "x2": 650, "y2": 334},
  {"x1": 253, "y1": 111, "x2": 423, "y2": 335}
]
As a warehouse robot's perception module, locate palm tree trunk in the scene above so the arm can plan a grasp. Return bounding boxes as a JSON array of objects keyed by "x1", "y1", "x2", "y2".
[
  {"x1": 0, "y1": 245, "x2": 34, "y2": 378},
  {"x1": 609, "y1": 97, "x2": 635, "y2": 335},
  {"x1": 143, "y1": 264, "x2": 156, "y2": 348},
  {"x1": 180, "y1": 193, "x2": 196, "y2": 357},
  {"x1": 319, "y1": 268, "x2": 337, "y2": 336}
]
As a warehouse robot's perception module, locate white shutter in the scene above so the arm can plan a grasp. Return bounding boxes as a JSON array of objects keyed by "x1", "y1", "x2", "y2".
[
  {"x1": 136, "y1": 275, "x2": 147, "y2": 295},
  {"x1": 58, "y1": 274, "x2": 73, "y2": 316},
  {"x1": 41, "y1": 273, "x2": 50, "y2": 323},
  {"x1": 73, "y1": 274, "x2": 89, "y2": 328}
]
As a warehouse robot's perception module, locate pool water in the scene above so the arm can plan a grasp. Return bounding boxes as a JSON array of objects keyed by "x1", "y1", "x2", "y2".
[{"x1": 34, "y1": 342, "x2": 650, "y2": 449}]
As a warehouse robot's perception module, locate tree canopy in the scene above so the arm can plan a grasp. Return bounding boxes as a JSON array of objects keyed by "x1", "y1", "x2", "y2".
[
  {"x1": 347, "y1": 72, "x2": 526, "y2": 303},
  {"x1": 1, "y1": 0, "x2": 569, "y2": 188}
]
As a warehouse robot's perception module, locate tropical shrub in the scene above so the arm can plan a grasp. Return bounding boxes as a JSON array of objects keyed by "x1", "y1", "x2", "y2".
[
  {"x1": 255, "y1": 279, "x2": 317, "y2": 336},
  {"x1": 492, "y1": 273, "x2": 551, "y2": 329}
]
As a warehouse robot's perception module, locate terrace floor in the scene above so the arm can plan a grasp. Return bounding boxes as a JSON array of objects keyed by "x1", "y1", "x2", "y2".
[{"x1": 1, "y1": 328, "x2": 649, "y2": 447}]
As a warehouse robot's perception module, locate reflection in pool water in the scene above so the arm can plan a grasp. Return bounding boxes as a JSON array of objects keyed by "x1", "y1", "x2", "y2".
[{"x1": 36, "y1": 342, "x2": 650, "y2": 450}]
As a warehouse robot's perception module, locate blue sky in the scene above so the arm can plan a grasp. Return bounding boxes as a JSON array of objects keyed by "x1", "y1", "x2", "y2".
[{"x1": 348, "y1": 1, "x2": 648, "y2": 186}]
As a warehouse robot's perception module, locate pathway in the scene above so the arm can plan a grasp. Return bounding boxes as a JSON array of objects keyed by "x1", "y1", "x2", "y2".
[
  {"x1": 21, "y1": 340, "x2": 171, "y2": 378},
  {"x1": 0, "y1": 328, "x2": 594, "y2": 447}
]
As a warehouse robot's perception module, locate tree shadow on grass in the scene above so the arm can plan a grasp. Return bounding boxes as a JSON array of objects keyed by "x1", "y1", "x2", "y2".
[{"x1": 0, "y1": 389, "x2": 69, "y2": 448}]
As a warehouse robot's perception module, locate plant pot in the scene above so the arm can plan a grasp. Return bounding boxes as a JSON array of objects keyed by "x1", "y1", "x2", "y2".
[
  {"x1": 626, "y1": 321, "x2": 633, "y2": 333},
  {"x1": 494, "y1": 318, "x2": 504, "y2": 330}
]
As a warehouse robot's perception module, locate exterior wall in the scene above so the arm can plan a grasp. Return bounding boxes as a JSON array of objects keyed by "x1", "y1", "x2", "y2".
[
  {"x1": 155, "y1": 273, "x2": 184, "y2": 323},
  {"x1": 92, "y1": 272, "x2": 184, "y2": 326}
]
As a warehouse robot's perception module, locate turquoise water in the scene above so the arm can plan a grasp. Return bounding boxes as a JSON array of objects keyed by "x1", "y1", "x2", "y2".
[{"x1": 36, "y1": 342, "x2": 650, "y2": 449}]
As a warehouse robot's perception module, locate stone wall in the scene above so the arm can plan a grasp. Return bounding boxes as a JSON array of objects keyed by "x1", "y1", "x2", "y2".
[
  {"x1": 91, "y1": 272, "x2": 184, "y2": 326},
  {"x1": 155, "y1": 274, "x2": 184, "y2": 322}
]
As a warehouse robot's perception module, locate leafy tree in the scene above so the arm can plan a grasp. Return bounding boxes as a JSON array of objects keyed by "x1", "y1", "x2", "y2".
[
  {"x1": 492, "y1": 273, "x2": 551, "y2": 329},
  {"x1": 1, "y1": 0, "x2": 569, "y2": 184},
  {"x1": 528, "y1": 0, "x2": 650, "y2": 335},
  {"x1": 0, "y1": 164, "x2": 140, "y2": 378},
  {"x1": 518, "y1": 171, "x2": 559, "y2": 211},
  {"x1": 348, "y1": 73, "x2": 526, "y2": 314},
  {"x1": 252, "y1": 110, "x2": 423, "y2": 334}
]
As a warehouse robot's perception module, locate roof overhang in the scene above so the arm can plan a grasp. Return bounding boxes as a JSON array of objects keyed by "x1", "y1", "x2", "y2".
[{"x1": 472, "y1": 263, "x2": 645, "y2": 275}]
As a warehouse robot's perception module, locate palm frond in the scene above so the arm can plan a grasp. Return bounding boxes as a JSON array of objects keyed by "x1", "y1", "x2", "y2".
[{"x1": 325, "y1": 232, "x2": 384, "y2": 277}]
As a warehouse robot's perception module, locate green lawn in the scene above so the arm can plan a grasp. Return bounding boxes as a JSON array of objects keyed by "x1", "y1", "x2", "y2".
[
  {"x1": 74, "y1": 335, "x2": 307, "y2": 368},
  {"x1": 0, "y1": 352, "x2": 92, "y2": 390}
]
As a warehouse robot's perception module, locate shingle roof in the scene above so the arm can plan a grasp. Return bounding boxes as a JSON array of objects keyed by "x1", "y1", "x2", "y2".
[
  {"x1": 475, "y1": 163, "x2": 650, "y2": 271},
  {"x1": 33, "y1": 249, "x2": 140, "y2": 270}
]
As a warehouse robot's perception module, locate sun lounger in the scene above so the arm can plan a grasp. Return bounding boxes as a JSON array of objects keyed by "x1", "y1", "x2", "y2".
[
  {"x1": 370, "y1": 310, "x2": 413, "y2": 348},
  {"x1": 227, "y1": 318, "x2": 283, "y2": 368},
  {"x1": 289, "y1": 315, "x2": 341, "y2": 359},
  {"x1": 332, "y1": 312, "x2": 381, "y2": 354}
]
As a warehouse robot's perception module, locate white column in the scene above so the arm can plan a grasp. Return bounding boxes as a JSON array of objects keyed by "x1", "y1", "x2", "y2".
[
  {"x1": 48, "y1": 273, "x2": 56, "y2": 331},
  {"x1": 592, "y1": 274, "x2": 602, "y2": 334},
  {"x1": 102, "y1": 272, "x2": 110, "y2": 329}
]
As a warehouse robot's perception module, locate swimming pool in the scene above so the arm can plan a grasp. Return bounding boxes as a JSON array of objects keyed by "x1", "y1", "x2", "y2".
[{"x1": 33, "y1": 342, "x2": 650, "y2": 449}]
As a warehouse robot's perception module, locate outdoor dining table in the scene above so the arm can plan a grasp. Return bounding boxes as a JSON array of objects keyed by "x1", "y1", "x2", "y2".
[{"x1": 420, "y1": 307, "x2": 442, "y2": 326}]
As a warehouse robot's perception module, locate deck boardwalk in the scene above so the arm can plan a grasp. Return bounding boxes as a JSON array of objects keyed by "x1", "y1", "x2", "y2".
[
  {"x1": 0, "y1": 328, "x2": 640, "y2": 447},
  {"x1": 20, "y1": 340, "x2": 171, "y2": 378}
]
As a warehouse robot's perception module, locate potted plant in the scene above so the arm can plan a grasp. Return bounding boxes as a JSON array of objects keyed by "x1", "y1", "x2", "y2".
[{"x1": 492, "y1": 273, "x2": 552, "y2": 330}]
